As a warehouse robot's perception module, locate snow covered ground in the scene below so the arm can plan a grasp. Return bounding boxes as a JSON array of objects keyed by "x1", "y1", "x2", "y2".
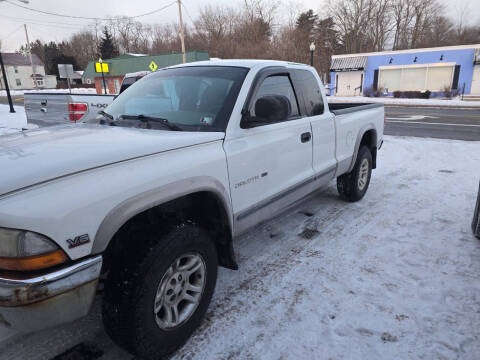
[
  {"x1": 0, "y1": 104, "x2": 37, "y2": 135},
  {"x1": 329, "y1": 95, "x2": 480, "y2": 107},
  {"x1": 0, "y1": 136, "x2": 479, "y2": 359},
  {"x1": 0, "y1": 88, "x2": 97, "y2": 96}
]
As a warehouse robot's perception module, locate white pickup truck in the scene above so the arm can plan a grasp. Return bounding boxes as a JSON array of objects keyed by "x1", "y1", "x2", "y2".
[{"x1": 0, "y1": 60, "x2": 383, "y2": 359}]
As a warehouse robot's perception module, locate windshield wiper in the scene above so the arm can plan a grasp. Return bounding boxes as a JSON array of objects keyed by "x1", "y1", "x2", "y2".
[
  {"x1": 119, "y1": 114, "x2": 183, "y2": 131},
  {"x1": 98, "y1": 110, "x2": 115, "y2": 125}
]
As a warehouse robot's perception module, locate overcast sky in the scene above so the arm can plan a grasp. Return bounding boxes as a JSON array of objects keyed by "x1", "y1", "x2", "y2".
[{"x1": 1, "y1": 0, "x2": 479, "y2": 52}]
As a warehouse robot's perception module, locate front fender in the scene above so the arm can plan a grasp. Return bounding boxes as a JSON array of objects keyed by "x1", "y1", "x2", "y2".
[{"x1": 92, "y1": 176, "x2": 233, "y2": 254}]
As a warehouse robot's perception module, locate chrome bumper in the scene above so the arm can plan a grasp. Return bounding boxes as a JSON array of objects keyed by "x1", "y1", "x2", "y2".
[{"x1": 0, "y1": 256, "x2": 102, "y2": 332}]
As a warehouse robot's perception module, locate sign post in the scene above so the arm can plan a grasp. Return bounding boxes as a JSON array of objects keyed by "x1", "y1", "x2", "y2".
[
  {"x1": 96, "y1": 59, "x2": 109, "y2": 94},
  {"x1": 0, "y1": 51, "x2": 15, "y2": 113},
  {"x1": 58, "y1": 64, "x2": 74, "y2": 94}
]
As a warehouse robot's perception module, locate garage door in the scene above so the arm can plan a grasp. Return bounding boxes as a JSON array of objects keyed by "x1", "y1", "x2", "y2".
[
  {"x1": 336, "y1": 71, "x2": 363, "y2": 96},
  {"x1": 472, "y1": 65, "x2": 480, "y2": 95}
]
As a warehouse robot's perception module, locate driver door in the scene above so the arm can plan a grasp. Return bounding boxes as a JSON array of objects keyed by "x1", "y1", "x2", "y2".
[{"x1": 223, "y1": 70, "x2": 315, "y2": 234}]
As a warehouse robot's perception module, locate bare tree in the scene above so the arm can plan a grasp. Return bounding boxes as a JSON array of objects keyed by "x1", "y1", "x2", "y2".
[
  {"x1": 68, "y1": 31, "x2": 100, "y2": 67},
  {"x1": 327, "y1": 0, "x2": 374, "y2": 53}
]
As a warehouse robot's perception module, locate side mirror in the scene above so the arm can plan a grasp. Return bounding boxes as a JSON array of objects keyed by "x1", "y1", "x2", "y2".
[
  {"x1": 255, "y1": 95, "x2": 291, "y2": 122},
  {"x1": 241, "y1": 95, "x2": 292, "y2": 128}
]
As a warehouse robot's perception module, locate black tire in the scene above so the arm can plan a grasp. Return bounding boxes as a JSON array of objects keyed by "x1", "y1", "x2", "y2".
[
  {"x1": 102, "y1": 224, "x2": 218, "y2": 360},
  {"x1": 337, "y1": 146, "x2": 372, "y2": 202}
]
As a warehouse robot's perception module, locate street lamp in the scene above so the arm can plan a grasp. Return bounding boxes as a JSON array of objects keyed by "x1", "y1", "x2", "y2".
[
  {"x1": 99, "y1": 58, "x2": 107, "y2": 95},
  {"x1": 309, "y1": 42, "x2": 316, "y2": 66}
]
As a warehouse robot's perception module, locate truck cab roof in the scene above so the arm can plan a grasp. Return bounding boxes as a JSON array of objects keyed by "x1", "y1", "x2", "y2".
[{"x1": 166, "y1": 59, "x2": 309, "y2": 70}]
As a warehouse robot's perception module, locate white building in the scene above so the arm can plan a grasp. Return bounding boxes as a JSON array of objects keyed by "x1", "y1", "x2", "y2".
[{"x1": 0, "y1": 53, "x2": 57, "y2": 90}]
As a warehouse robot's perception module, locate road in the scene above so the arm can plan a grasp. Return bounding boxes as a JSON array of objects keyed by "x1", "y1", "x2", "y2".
[
  {"x1": 385, "y1": 106, "x2": 480, "y2": 141},
  {"x1": 0, "y1": 95, "x2": 24, "y2": 106},
  {"x1": 2, "y1": 96, "x2": 480, "y2": 141}
]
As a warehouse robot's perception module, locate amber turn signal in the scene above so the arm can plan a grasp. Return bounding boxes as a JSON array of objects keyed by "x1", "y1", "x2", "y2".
[{"x1": 0, "y1": 249, "x2": 68, "y2": 271}]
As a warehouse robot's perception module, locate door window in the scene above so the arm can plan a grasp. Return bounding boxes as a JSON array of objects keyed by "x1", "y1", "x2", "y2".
[{"x1": 249, "y1": 75, "x2": 299, "y2": 124}]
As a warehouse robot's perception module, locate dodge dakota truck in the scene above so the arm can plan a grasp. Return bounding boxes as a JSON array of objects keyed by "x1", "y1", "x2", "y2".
[{"x1": 0, "y1": 60, "x2": 384, "y2": 359}]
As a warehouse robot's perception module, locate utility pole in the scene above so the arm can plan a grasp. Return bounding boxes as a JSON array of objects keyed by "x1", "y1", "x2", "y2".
[
  {"x1": 0, "y1": 51, "x2": 15, "y2": 113},
  {"x1": 24, "y1": 24, "x2": 37, "y2": 89},
  {"x1": 177, "y1": 0, "x2": 186, "y2": 64}
]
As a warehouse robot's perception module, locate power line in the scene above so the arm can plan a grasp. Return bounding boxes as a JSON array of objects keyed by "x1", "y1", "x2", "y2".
[
  {"x1": 4, "y1": 0, "x2": 177, "y2": 21},
  {"x1": 1, "y1": 17, "x2": 89, "y2": 30},
  {"x1": 0, "y1": 13, "x2": 88, "y2": 27},
  {"x1": 22, "y1": 21, "x2": 88, "y2": 30}
]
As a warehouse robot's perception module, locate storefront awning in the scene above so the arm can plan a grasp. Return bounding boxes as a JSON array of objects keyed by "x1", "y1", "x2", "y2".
[{"x1": 331, "y1": 56, "x2": 367, "y2": 72}]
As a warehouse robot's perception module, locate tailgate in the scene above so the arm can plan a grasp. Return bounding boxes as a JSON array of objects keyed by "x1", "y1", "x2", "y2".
[{"x1": 24, "y1": 93, "x2": 70, "y2": 124}]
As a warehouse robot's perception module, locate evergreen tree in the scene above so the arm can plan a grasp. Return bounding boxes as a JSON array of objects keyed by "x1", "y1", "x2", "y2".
[
  {"x1": 295, "y1": 10, "x2": 318, "y2": 39},
  {"x1": 99, "y1": 27, "x2": 119, "y2": 60}
]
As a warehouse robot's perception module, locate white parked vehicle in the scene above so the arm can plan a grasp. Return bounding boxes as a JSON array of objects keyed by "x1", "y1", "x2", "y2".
[
  {"x1": 0, "y1": 60, "x2": 384, "y2": 359},
  {"x1": 24, "y1": 92, "x2": 115, "y2": 125}
]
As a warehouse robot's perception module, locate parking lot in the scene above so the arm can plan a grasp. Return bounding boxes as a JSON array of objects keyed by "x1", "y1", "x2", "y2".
[{"x1": 1, "y1": 135, "x2": 479, "y2": 359}]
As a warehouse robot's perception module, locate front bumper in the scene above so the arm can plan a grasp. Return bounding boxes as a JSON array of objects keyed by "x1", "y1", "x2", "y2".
[{"x1": 0, "y1": 255, "x2": 102, "y2": 332}]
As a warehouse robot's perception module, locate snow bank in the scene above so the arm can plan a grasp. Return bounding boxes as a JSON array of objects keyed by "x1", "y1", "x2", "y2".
[
  {"x1": 0, "y1": 88, "x2": 97, "y2": 96},
  {"x1": 1, "y1": 136, "x2": 479, "y2": 359},
  {"x1": 329, "y1": 95, "x2": 480, "y2": 107},
  {"x1": 0, "y1": 104, "x2": 38, "y2": 135}
]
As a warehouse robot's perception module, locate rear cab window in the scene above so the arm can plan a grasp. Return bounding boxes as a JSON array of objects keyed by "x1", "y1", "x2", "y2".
[{"x1": 292, "y1": 69, "x2": 324, "y2": 116}]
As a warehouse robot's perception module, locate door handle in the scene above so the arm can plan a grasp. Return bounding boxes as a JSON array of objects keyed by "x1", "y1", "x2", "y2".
[{"x1": 301, "y1": 132, "x2": 311, "y2": 143}]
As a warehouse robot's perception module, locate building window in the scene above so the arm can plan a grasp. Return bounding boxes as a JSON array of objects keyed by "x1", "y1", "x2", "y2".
[
  {"x1": 14, "y1": 66, "x2": 18, "y2": 74},
  {"x1": 35, "y1": 79, "x2": 44, "y2": 87},
  {"x1": 379, "y1": 63, "x2": 455, "y2": 92},
  {"x1": 114, "y1": 78, "x2": 120, "y2": 93},
  {"x1": 15, "y1": 79, "x2": 21, "y2": 86},
  {"x1": 86, "y1": 78, "x2": 92, "y2": 84}
]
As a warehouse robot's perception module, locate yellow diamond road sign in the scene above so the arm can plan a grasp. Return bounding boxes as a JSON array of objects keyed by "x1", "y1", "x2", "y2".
[{"x1": 149, "y1": 61, "x2": 158, "y2": 71}]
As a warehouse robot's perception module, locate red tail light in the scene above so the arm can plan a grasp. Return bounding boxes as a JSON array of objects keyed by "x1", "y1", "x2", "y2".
[{"x1": 68, "y1": 103, "x2": 88, "y2": 122}]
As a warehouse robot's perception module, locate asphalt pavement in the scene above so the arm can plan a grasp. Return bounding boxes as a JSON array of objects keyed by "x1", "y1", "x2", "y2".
[
  {"x1": 0, "y1": 95, "x2": 24, "y2": 106},
  {"x1": 385, "y1": 106, "x2": 480, "y2": 141}
]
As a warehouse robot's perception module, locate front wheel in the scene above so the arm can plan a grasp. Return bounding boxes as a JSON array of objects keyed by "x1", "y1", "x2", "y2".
[
  {"x1": 102, "y1": 224, "x2": 218, "y2": 360},
  {"x1": 337, "y1": 145, "x2": 372, "y2": 202}
]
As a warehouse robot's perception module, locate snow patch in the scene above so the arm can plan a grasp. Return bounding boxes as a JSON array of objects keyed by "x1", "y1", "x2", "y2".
[
  {"x1": 0, "y1": 104, "x2": 38, "y2": 135},
  {"x1": 0, "y1": 136, "x2": 479, "y2": 359},
  {"x1": 329, "y1": 95, "x2": 480, "y2": 107},
  {"x1": 0, "y1": 88, "x2": 97, "y2": 96}
]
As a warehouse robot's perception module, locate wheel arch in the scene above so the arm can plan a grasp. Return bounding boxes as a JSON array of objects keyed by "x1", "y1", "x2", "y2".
[
  {"x1": 92, "y1": 176, "x2": 237, "y2": 270},
  {"x1": 348, "y1": 126, "x2": 378, "y2": 172}
]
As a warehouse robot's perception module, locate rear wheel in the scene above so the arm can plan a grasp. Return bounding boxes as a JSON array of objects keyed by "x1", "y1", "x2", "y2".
[
  {"x1": 102, "y1": 224, "x2": 218, "y2": 360},
  {"x1": 337, "y1": 146, "x2": 372, "y2": 202}
]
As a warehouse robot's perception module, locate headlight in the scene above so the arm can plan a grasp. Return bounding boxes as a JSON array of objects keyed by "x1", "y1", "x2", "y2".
[{"x1": 0, "y1": 228, "x2": 68, "y2": 271}]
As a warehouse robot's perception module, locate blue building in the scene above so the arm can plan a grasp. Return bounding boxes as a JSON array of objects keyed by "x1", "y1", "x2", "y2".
[{"x1": 330, "y1": 44, "x2": 480, "y2": 97}]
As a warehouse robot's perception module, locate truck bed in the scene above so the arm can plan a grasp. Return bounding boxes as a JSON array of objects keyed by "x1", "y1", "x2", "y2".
[{"x1": 328, "y1": 102, "x2": 383, "y2": 116}]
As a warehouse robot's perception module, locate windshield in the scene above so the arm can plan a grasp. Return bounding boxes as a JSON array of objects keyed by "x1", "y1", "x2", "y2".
[{"x1": 104, "y1": 66, "x2": 249, "y2": 132}]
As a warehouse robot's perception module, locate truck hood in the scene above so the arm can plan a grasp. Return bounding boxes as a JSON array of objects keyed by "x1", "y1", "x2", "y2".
[{"x1": 0, "y1": 124, "x2": 225, "y2": 197}]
